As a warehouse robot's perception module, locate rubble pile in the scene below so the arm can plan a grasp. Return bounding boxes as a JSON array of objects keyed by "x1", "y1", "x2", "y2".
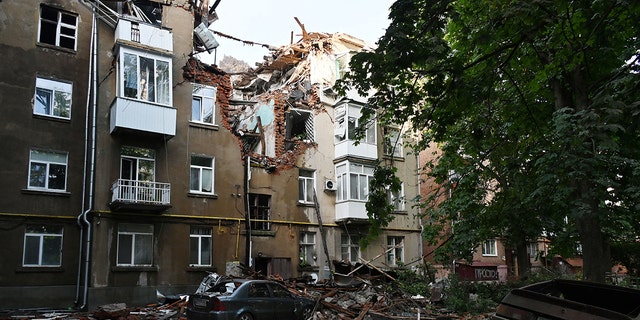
[{"x1": 0, "y1": 273, "x2": 497, "y2": 320}]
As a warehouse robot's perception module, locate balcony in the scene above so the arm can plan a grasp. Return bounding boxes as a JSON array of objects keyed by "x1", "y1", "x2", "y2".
[
  {"x1": 335, "y1": 201, "x2": 368, "y2": 222},
  {"x1": 110, "y1": 97, "x2": 176, "y2": 138},
  {"x1": 110, "y1": 179, "x2": 171, "y2": 212},
  {"x1": 115, "y1": 18, "x2": 172, "y2": 53}
]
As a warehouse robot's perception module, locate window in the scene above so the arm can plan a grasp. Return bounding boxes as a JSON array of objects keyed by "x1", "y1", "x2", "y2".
[
  {"x1": 120, "y1": 49, "x2": 171, "y2": 105},
  {"x1": 190, "y1": 226, "x2": 212, "y2": 266},
  {"x1": 38, "y1": 5, "x2": 77, "y2": 50},
  {"x1": 299, "y1": 232, "x2": 316, "y2": 266},
  {"x1": 387, "y1": 183, "x2": 405, "y2": 211},
  {"x1": 286, "y1": 108, "x2": 314, "y2": 143},
  {"x1": 298, "y1": 169, "x2": 315, "y2": 204},
  {"x1": 335, "y1": 52, "x2": 352, "y2": 80},
  {"x1": 341, "y1": 234, "x2": 360, "y2": 263},
  {"x1": 190, "y1": 155, "x2": 214, "y2": 194},
  {"x1": 121, "y1": 146, "x2": 155, "y2": 182},
  {"x1": 334, "y1": 104, "x2": 375, "y2": 144},
  {"x1": 23, "y1": 225, "x2": 63, "y2": 267},
  {"x1": 336, "y1": 162, "x2": 374, "y2": 201},
  {"x1": 528, "y1": 242, "x2": 538, "y2": 259},
  {"x1": 117, "y1": 223, "x2": 153, "y2": 266},
  {"x1": 28, "y1": 149, "x2": 68, "y2": 191},
  {"x1": 34, "y1": 77, "x2": 72, "y2": 119},
  {"x1": 249, "y1": 194, "x2": 271, "y2": 231},
  {"x1": 192, "y1": 84, "x2": 216, "y2": 125},
  {"x1": 482, "y1": 239, "x2": 497, "y2": 256},
  {"x1": 384, "y1": 128, "x2": 403, "y2": 157},
  {"x1": 387, "y1": 236, "x2": 404, "y2": 266}
]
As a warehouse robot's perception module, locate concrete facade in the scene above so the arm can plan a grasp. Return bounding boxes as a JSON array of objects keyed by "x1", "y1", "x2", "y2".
[{"x1": 0, "y1": 0, "x2": 423, "y2": 310}]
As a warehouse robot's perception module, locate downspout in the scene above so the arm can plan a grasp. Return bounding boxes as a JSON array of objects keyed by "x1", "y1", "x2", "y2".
[
  {"x1": 75, "y1": 6, "x2": 95, "y2": 307},
  {"x1": 244, "y1": 155, "x2": 252, "y2": 268},
  {"x1": 76, "y1": 5, "x2": 98, "y2": 310}
]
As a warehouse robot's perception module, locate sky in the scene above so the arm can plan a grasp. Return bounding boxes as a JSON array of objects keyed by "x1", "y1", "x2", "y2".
[{"x1": 196, "y1": 0, "x2": 394, "y2": 66}]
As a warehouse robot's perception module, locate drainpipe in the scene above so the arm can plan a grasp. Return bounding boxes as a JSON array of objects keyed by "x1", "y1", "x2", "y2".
[
  {"x1": 244, "y1": 155, "x2": 252, "y2": 268},
  {"x1": 75, "y1": 5, "x2": 98, "y2": 310}
]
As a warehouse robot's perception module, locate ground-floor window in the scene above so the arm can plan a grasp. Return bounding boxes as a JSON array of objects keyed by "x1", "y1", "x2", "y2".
[
  {"x1": 23, "y1": 225, "x2": 63, "y2": 267},
  {"x1": 117, "y1": 223, "x2": 153, "y2": 266}
]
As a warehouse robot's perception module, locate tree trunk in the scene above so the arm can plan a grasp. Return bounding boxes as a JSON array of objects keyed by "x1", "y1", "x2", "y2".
[
  {"x1": 576, "y1": 214, "x2": 610, "y2": 283},
  {"x1": 515, "y1": 237, "x2": 531, "y2": 279}
]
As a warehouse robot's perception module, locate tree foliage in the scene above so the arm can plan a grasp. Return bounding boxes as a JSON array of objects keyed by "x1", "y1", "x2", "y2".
[{"x1": 337, "y1": 0, "x2": 640, "y2": 282}]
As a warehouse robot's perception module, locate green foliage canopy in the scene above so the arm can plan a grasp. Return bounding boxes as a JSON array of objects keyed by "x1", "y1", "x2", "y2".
[{"x1": 337, "y1": 0, "x2": 640, "y2": 281}]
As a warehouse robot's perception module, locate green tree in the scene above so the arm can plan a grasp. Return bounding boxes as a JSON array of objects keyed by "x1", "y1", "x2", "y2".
[{"x1": 337, "y1": 0, "x2": 640, "y2": 282}]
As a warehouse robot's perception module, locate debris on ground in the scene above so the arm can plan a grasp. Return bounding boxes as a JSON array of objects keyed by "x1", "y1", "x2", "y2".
[{"x1": 0, "y1": 264, "x2": 496, "y2": 320}]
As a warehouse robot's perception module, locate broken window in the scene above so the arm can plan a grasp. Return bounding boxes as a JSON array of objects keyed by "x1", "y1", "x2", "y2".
[
  {"x1": 383, "y1": 128, "x2": 403, "y2": 158},
  {"x1": 192, "y1": 84, "x2": 216, "y2": 125},
  {"x1": 335, "y1": 52, "x2": 352, "y2": 80},
  {"x1": 190, "y1": 155, "x2": 214, "y2": 194},
  {"x1": 299, "y1": 232, "x2": 316, "y2": 267},
  {"x1": 249, "y1": 194, "x2": 271, "y2": 231},
  {"x1": 120, "y1": 1, "x2": 163, "y2": 26},
  {"x1": 34, "y1": 77, "x2": 72, "y2": 119},
  {"x1": 28, "y1": 149, "x2": 68, "y2": 191},
  {"x1": 23, "y1": 225, "x2": 63, "y2": 267},
  {"x1": 117, "y1": 223, "x2": 153, "y2": 266},
  {"x1": 387, "y1": 236, "x2": 404, "y2": 266},
  {"x1": 387, "y1": 182, "x2": 405, "y2": 211},
  {"x1": 334, "y1": 104, "x2": 375, "y2": 144},
  {"x1": 190, "y1": 226, "x2": 212, "y2": 266},
  {"x1": 38, "y1": 5, "x2": 77, "y2": 50},
  {"x1": 121, "y1": 49, "x2": 171, "y2": 105},
  {"x1": 285, "y1": 109, "x2": 314, "y2": 150},
  {"x1": 298, "y1": 169, "x2": 315, "y2": 204}
]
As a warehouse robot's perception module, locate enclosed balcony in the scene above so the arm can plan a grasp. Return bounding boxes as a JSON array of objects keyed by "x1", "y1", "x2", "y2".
[
  {"x1": 115, "y1": 18, "x2": 172, "y2": 53},
  {"x1": 110, "y1": 97, "x2": 176, "y2": 138},
  {"x1": 110, "y1": 179, "x2": 171, "y2": 212}
]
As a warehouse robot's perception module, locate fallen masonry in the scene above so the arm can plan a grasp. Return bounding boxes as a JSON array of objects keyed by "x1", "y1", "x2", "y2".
[{"x1": 0, "y1": 268, "x2": 496, "y2": 320}]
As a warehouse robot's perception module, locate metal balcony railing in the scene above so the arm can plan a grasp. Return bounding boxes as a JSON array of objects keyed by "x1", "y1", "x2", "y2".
[{"x1": 111, "y1": 179, "x2": 170, "y2": 205}]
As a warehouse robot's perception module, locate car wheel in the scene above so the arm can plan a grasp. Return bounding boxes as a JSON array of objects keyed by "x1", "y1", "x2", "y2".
[{"x1": 237, "y1": 312, "x2": 253, "y2": 320}]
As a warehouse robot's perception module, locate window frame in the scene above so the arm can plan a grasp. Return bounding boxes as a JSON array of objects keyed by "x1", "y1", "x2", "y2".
[
  {"x1": 34, "y1": 77, "x2": 73, "y2": 120},
  {"x1": 387, "y1": 182, "x2": 405, "y2": 212},
  {"x1": 482, "y1": 239, "x2": 498, "y2": 257},
  {"x1": 340, "y1": 234, "x2": 360, "y2": 263},
  {"x1": 119, "y1": 48, "x2": 172, "y2": 106},
  {"x1": 298, "y1": 169, "x2": 315, "y2": 204},
  {"x1": 189, "y1": 226, "x2": 212, "y2": 266},
  {"x1": 334, "y1": 104, "x2": 376, "y2": 144},
  {"x1": 335, "y1": 162, "x2": 374, "y2": 202},
  {"x1": 190, "y1": 155, "x2": 214, "y2": 194},
  {"x1": 299, "y1": 232, "x2": 316, "y2": 266},
  {"x1": 387, "y1": 236, "x2": 404, "y2": 266},
  {"x1": 38, "y1": 5, "x2": 78, "y2": 51},
  {"x1": 249, "y1": 194, "x2": 271, "y2": 231},
  {"x1": 28, "y1": 149, "x2": 68, "y2": 192},
  {"x1": 116, "y1": 223, "x2": 154, "y2": 266},
  {"x1": 383, "y1": 127, "x2": 403, "y2": 158},
  {"x1": 22, "y1": 225, "x2": 63, "y2": 267},
  {"x1": 192, "y1": 84, "x2": 217, "y2": 125}
]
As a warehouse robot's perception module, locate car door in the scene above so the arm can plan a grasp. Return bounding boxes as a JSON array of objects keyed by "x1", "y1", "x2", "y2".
[
  {"x1": 269, "y1": 282, "x2": 300, "y2": 319},
  {"x1": 246, "y1": 282, "x2": 274, "y2": 318}
]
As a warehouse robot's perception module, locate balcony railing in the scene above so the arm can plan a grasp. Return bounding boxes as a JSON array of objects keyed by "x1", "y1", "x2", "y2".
[{"x1": 110, "y1": 179, "x2": 171, "y2": 212}]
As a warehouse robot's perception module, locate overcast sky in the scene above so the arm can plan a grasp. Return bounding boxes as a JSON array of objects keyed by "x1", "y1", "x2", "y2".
[{"x1": 196, "y1": 0, "x2": 394, "y2": 66}]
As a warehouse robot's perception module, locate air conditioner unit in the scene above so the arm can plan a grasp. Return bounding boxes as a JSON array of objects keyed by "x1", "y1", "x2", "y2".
[{"x1": 324, "y1": 180, "x2": 337, "y2": 191}]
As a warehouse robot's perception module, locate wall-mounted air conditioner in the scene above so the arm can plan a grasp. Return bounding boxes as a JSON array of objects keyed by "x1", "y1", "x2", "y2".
[{"x1": 324, "y1": 180, "x2": 337, "y2": 191}]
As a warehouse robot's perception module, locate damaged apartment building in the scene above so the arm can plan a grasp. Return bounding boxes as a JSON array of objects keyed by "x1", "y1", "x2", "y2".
[{"x1": 0, "y1": 0, "x2": 422, "y2": 311}]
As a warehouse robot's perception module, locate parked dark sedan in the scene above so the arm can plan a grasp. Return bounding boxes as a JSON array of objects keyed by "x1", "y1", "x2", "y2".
[{"x1": 186, "y1": 278, "x2": 315, "y2": 320}]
